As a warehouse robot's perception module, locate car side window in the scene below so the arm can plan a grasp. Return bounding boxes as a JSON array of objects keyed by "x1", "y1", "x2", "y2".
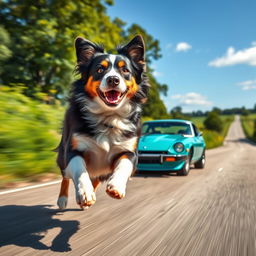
[{"x1": 192, "y1": 124, "x2": 199, "y2": 136}]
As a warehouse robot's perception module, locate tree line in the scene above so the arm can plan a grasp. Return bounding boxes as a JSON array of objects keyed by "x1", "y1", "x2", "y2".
[
  {"x1": 189, "y1": 105, "x2": 256, "y2": 117},
  {"x1": 170, "y1": 104, "x2": 256, "y2": 134},
  {"x1": 171, "y1": 105, "x2": 256, "y2": 119}
]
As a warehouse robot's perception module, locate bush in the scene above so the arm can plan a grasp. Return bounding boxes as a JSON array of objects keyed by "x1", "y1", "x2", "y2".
[
  {"x1": 0, "y1": 86, "x2": 64, "y2": 184},
  {"x1": 203, "y1": 129, "x2": 224, "y2": 149},
  {"x1": 191, "y1": 115, "x2": 234, "y2": 149},
  {"x1": 204, "y1": 111, "x2": 223, "y2": 132},
  {"x1": 253, "y1": 119, "x2": 256, "y2": 139}
]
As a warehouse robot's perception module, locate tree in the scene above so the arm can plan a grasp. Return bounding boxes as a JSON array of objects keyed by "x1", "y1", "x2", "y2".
[
  {"x1": 142, "y1": 73, "x2": 169, "y2": 119},
  {"x1": 204, "y1": 111, "x2": 223, "y2": 132},
  {"x1": 0, "y1": 0, "x2": 123, "y2": 96},
  {"x1": 241, "y1": 106, "x2": 250, "y2": 116},
  {"x1": 171, "y1": 106, "x2": 182, "y2": 117},
  {"x1": 192, "y1": 110, "x2": 204, "y2": 117},
  {"x1": 0, "y1": 26, "x2": 12, "y2": 76},
  {"x1": 170, "y1": 106, "x2": 190, "y2": 120},
  {"x1": 212, "y1": 107, "x2": 222, "y2": 115}
]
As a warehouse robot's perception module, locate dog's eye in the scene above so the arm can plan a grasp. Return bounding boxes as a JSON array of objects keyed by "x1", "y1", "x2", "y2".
[
  {"x1": 121, "y1": 67, "x2": 129, "y2": 73},
  {"x1": 97, "y1": 66, "x2": 104, "y2": 74}
]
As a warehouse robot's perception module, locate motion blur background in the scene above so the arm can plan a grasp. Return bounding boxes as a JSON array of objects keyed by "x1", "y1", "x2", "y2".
[{"x1": 0, "y1": 0, "x2": 255, "y2": 187}]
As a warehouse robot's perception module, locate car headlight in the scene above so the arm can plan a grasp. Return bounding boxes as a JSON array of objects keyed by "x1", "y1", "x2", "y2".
[{"x1": 173, "y1": 142, "x2": 184, "y2": 153}]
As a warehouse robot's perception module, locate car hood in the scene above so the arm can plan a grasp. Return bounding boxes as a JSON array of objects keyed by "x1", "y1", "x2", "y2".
[{"x1": 138, "y1": 134, "x2": 183, "y2": 151}]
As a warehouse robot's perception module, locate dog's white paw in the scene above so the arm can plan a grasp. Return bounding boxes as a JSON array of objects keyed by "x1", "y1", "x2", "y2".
[
  {"x1": 76, "y1": 180, "x2": 96, "y2": 209},
  {"x1": 106, "y1": 182, "x2": 126, "y2": 199},
  {"x1": 57, "y1": 196, "x2": 68, "y2": 210}
]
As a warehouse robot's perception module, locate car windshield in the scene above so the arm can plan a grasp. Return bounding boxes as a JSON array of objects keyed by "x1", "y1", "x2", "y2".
[{"x1": 142, "y1": 122, "x2": 192, "y2": 135}]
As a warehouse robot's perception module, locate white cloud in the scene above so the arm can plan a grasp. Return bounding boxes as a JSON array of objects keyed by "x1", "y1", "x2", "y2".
[
  {"x1": 209, "y1": 43, "x2": 256, "y2": 67},
  {"x1": 237, "y1": 80, "x2": 256, "y2": 90},
  {"x1": 176, "y1": 42, "x2": 192, "y2": 52},
  {"x1": 242, "y1": 85, "x2": 256, "y2": 90},
  {"x1": 152, "y1": 70, "x2": 163, "y2": 77},
  {"x1": 237, "y1": 80, "x2": 256, "y2": 86},
  {"x1": 171, "y1": 92, "x2": 212, "y2": 106}
]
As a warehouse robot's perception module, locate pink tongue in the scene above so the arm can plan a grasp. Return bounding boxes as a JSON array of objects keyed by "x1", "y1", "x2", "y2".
[{"x1": 105, "y1": 90, "x2": 121, "y2": 103}]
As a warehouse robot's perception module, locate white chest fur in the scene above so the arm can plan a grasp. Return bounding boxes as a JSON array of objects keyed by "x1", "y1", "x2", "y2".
[{"x1": 72, "y1": 132, "x2": 137, "y2": 177}]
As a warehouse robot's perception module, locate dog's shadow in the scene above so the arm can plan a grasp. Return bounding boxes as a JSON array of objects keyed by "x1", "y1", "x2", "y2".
[{"x1": 0, "y1": 204, "x2": 80, "y2": 252}]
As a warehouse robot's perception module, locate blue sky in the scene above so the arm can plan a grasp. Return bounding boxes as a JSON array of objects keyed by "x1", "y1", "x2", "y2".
[{"x1": 107, "y1": 0, "x2": 256, "y2": 112}]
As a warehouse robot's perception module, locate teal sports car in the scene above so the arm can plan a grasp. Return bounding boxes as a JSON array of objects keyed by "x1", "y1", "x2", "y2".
[{"x1": 137, "y1": 119, "x2": 206, "y2": 175}]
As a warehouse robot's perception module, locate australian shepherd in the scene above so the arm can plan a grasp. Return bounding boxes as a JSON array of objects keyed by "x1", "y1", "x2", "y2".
[{"x1": 56, "y1": 35, "x2": 149, "y2": 209}]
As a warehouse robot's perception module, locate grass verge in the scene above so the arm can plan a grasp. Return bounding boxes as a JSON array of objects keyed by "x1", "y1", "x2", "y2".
[
  {"x1": 0, "y1": 86, "x2": 64, "y2": 188},
  {"x1": 240, "y1": 114, "x2": 256, "y2": 143}
]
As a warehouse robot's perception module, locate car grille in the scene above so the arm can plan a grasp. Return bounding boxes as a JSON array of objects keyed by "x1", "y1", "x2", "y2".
[
  {"x1": 138, "y1": 151, "x2": 169, "y2": 164},
  {"x1": 138, "y1": 156, "x2": 162, "y2": 164}
]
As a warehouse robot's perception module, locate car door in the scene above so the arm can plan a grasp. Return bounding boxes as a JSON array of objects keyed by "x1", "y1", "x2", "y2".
[{"x1": 192, "y1": 124, "x2": 205, "y2": 160}]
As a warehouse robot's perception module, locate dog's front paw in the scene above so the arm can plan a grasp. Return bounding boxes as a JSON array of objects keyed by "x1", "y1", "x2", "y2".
[
  {"x1": 76, "y1": 188, "x2": 96, "y2": 209},
  {"x1": 106, "y1": 183, "x2": 126, "y2": 199},
  {"x1": 76, "y1": 179, "x2": 96, "y2": 209}
]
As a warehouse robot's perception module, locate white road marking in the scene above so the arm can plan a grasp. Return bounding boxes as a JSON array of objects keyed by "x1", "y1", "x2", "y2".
[
  {"x1": 218, "y1": 168, "x2": 223, "y2": 172},
  {"x1": 0, "y1": 180, "x2": 61, "y2": 196}
]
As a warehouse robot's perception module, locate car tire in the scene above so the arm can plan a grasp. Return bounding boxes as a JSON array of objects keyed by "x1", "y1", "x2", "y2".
[
  {"x1": 194, "y1": 151, "x2": 206, "y2": 169},
  {"x1": 177, "y1": 151, "x2": 191, "y2": 176}
]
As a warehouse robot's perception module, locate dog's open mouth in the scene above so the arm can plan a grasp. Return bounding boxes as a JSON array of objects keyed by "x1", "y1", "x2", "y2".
[{"x1": 98, "y1": 89, "x2": 126, "y2": 106}]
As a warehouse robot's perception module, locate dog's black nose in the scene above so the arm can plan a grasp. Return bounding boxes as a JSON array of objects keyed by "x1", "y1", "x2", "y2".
[{"x1": 106, "y1": 76, "x2": 120, "y2": 87}]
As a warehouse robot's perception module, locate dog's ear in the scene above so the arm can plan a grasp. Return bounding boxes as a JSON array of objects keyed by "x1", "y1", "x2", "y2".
[
  {"x1": 75, "y1": 37, "x2": 104, "y2": 64},
  {"x1": 118, "y1": 35, "x2": 145, "y2": 66}
]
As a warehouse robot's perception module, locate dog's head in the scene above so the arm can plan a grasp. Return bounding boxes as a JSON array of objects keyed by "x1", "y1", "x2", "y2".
[{"x1": 75, "y1": 35, "x2": 148, "y2": 110}]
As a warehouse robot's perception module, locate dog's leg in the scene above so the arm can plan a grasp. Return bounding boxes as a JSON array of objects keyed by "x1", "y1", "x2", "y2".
[
  {"x1": 91, "y1": 178, "x2": 101, "y2": 192},
  {"x1": 64, "y1": 156, "x2": 96, "y2": 209},
  {"x1": 106, "y1": 153, "x2": 135, "y2": 199},
  {"x1": 57, "y1": 177, "x2": 70, "y2": 209}
]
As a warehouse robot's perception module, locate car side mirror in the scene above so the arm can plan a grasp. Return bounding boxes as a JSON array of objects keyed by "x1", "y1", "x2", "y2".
[{"x1": 198, "y1": 132, "x2": 203, "y2": 137}]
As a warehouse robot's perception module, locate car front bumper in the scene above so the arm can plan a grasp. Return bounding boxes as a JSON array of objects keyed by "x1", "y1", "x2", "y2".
[{"x1": 137, "y1": 154, "x2": 188, "y2": 171}]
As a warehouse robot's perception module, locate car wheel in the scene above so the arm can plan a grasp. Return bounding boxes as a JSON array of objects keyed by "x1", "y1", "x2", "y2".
[
  {"x1": 177, "y1": 151, "x2": 191, "y2": 176},
  {"x1": 194, "y1": 151, "x2": 206, "y2": 169}
]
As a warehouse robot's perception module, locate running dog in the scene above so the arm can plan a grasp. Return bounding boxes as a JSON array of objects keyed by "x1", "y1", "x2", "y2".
[{"x1": 56, "y1": 35, "x2": 149, "y2": 209}]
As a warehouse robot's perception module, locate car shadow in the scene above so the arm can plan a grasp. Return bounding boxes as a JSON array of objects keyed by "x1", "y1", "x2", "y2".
[
  {"x1": 226, "y1": 137, "x2": 256, "y2": 146},
  {"x1": 135, "y1": 166, "x2": 197, "y2": 178},
  {"x1": 0, "y1": 204, "x2": 80, "y2": 252},
  {"x1": 135, "y1": 170, "x2": 177, "y2": 178},
  {"x1": 238, "y1": 138, "x2": 256, "y2": 146}
]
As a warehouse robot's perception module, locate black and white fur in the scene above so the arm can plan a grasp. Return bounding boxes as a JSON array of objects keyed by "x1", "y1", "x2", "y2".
[{"x1": 56, "y1": 35, "x2": 149, "y2": 209}]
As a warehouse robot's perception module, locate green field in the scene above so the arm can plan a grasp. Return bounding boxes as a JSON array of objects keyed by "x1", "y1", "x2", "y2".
[{"x1": 241, "y1": 114, "x2": 256, "y2": 142}]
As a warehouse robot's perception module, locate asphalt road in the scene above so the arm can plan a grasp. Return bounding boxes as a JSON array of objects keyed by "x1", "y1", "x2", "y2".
[{"x1": 1, "y1": 116, "x2": 256, "y2": 256}]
